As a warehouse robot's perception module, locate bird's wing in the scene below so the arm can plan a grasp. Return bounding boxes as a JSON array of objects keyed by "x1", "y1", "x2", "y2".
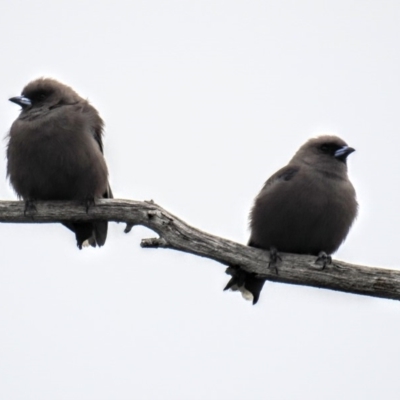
[
  {"x1": 89, "y1": 122, "x2": 104, "y2": 154},
  {"x1": 104, "y1": 183, "x2": 113, "y2": 199},
  {"x1": 77, "y1": 101, "x2": 105, "y2": 154},
  {"x1": 246, "y1": 165, "x2": 300, "y2": 247},
  {"x1": 78, "y1": 103, "x2": 111, "y2": 198},
  {"x1": 263, "y1": 165, "x2": 300, "y2": 189}
]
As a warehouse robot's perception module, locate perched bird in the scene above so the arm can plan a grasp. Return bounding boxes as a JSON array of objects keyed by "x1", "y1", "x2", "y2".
[
  {"x1": 225, "y1": 136, "x2": 358, "y2": 304},
  {"x1": 7, "y1": 78, "x2": 112, "y2": 249}
]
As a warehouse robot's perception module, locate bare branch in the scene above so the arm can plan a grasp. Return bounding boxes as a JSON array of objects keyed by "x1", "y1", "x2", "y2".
[{"x1": 0, "y1": 199, "x2": 399, "y2": 301}]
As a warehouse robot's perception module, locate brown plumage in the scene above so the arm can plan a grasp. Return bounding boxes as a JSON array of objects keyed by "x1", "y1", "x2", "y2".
[
  {"x1": 225, "y1": 136, "x2": 358, "y2": 304},
  {"x1": 7, "y1": 78, "x2": 112, "y2": 249}
]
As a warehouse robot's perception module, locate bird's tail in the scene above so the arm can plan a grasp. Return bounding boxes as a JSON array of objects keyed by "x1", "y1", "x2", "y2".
[
  {"x1": 62, "y1": 184, "x2": 113, "y2": 249},
  {"x1": 224, "y1": 265, "x2": 266, "y2": 305},
  {"x1": 61, "y1": 222, "x2": 101, "y2": 249},
  {"x1": 92, "y1": 183, "x2": 113, "y2": 247}
]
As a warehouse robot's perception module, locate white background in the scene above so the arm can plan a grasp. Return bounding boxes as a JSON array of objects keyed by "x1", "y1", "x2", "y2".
[{"x1": 0, "y1": 1, "x2": 399, "y2": 399}]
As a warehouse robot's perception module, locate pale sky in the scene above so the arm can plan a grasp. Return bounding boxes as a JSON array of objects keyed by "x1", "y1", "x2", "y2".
[{"x1": 1, "y1": 1, "x2": 400, "y2": 399}]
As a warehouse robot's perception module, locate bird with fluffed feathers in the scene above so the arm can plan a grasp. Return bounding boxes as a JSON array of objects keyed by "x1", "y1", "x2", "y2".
[
  {"x1": 225, "y1": 136, "x2": 358, "y2": 304},
  {"x1": 7, "y1": 78, "x2": 112, "y2": 249}
]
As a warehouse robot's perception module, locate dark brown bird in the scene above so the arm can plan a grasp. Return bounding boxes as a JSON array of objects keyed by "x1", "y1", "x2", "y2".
[
  {"x1": 224, "y1": 136, "x2": 358, "y2": 304},
  {"x1": 7, "y1": 78, "x2": 112, "y2": 249}
]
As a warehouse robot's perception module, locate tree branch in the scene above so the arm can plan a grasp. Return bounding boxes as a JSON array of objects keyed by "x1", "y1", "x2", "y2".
[{"x1": 0, "y1": 199, "x2": 398, "y2": 301}]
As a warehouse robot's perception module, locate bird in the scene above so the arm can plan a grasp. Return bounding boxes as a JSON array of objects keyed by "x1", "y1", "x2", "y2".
[
  {"x1": 224, "y1": 135, "x2": 358, "y2": 304},
  {"x1": 7, "y1": 77, "x2": 112, "y2": 249}
]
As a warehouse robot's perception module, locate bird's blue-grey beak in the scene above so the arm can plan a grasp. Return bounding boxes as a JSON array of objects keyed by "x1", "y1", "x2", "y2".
[
  {"x1": 9, "y1": 96, "x2": 32, "y2": 108},
  {"x1": 334, "y1": 146, "x2": 355, "y2": 160}
]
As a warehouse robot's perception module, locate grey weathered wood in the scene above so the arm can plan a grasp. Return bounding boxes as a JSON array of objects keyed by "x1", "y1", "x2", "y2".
[{"x1": 0, "y1": 199, "x2": 399, "y2": 301}]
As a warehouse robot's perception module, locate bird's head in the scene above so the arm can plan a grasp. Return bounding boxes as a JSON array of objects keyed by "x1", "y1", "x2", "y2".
[
  {"x1": 292, "y1": 135, "x2": 355, "y2": 172},
  {"x1": 9, "y1": 78, "x2": 80, "y2": 111}
]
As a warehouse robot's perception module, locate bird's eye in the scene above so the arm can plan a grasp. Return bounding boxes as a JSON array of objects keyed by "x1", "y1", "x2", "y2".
[
  {"x1": 39, "y1": 93, "x2": 46, "y2": 100},
  {"x1": 320, "y1": 144, "x2": 330, "y2": 152}
]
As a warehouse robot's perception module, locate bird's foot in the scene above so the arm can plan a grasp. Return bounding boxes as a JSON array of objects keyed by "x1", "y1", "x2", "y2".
[
  {"x1": 315, "y1": 251, "x2": 332, "y2": 270},
  {"x1": 315, "y1": 251, "x2": 346, "y2": 270},
  {"x1": 84, "y1": 198, "x2": 95, "y2": 213},
  {"x1": 268, "y1": 247, "x2": 282, "y2": 275},
  {"x1": 24, "y1": 200, "x2": 37, "y2": 218}
]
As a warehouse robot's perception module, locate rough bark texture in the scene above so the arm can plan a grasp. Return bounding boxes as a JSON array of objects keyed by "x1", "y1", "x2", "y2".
[{"x1": 0, "y1": 199, "x2": 399, "y2": 301}]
